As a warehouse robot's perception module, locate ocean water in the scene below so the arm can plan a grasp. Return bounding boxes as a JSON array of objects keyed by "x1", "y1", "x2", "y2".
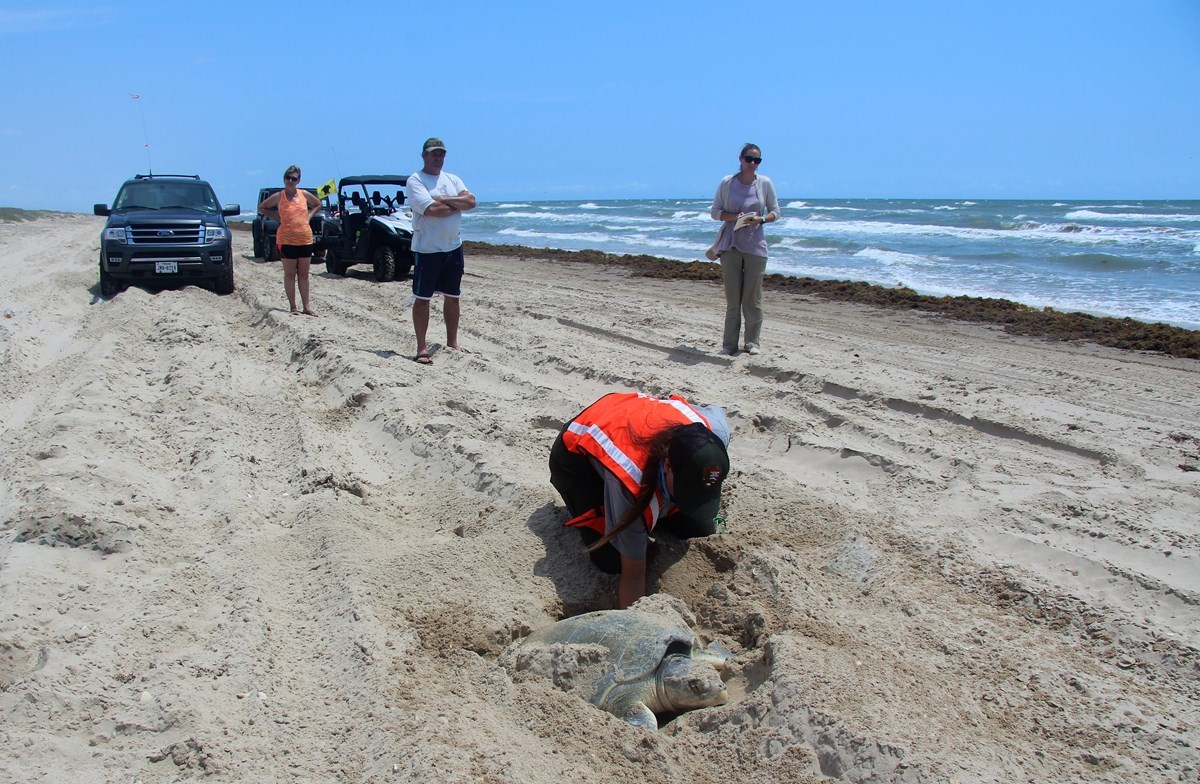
[{"x1": 464, "y1": 199, "x2": 1200, "y2": 330}]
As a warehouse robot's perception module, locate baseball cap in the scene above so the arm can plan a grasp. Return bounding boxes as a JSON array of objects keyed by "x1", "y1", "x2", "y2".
[
  {"x1": 422, "y1": 137, "x2": 447, "y2": 153},
  {"x1": 667, "y1": 423, "x2": 729, "y2": 531}
]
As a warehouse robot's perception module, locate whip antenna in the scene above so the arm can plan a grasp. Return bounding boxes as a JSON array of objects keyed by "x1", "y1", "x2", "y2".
[{"x1": 130, "y1": 93, "x2": 152, "y2": 174}]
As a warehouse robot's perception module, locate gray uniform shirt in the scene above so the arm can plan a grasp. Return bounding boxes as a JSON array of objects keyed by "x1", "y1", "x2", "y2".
[{"x1": 590, "y1": 457, "x2": 653, "y2": 561}]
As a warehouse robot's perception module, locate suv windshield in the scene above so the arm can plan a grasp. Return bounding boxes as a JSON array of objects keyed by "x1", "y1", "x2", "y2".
[{"x1": 114, "y1": 181, "x2": 220, "y2": 212}]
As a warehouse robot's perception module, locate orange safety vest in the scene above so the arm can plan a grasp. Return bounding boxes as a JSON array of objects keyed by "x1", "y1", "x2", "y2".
[{"x1": 560, "y1": 392, "x2": 716, "y2": 535}]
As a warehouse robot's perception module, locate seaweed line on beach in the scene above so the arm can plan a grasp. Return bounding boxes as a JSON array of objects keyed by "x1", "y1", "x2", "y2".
[{"x1": 464, "y1": 241, "x2": 1200, "y2": 360}]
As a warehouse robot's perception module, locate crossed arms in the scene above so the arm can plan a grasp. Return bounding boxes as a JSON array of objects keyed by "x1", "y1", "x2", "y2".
[{"x1": 421, "y1": 190, "x2": 476, "y2": 217}]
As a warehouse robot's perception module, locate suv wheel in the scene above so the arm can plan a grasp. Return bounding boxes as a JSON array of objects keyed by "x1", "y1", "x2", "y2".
[
  {"x1": 99, "y1": 262, "x2": 123, "y2": 297},
  {"x1": 214, "y1": 263, "x2": 235, "y2": 295},
  {"x1": 372, "y1": 245, "x2": 396, "y2": 282},
  {"x1": 265, "y1": 238, "x2": 279, "y2": 262}
]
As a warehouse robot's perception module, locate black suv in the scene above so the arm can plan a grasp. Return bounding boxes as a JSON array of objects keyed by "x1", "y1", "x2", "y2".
[
  {"x1": 251, "y1": 187, "x2": 333, "y2": 262},
  {"x1": 323, "y1": 175, "x2": 414, "y2": 281},
  {"x1": 94, "y1": 174, "x2": 240, "y2": 296}
]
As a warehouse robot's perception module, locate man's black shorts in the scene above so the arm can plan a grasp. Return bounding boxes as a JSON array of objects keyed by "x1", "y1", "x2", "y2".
[{"x1": 411, "y1": 246, "x2": 464, "y2": 300}]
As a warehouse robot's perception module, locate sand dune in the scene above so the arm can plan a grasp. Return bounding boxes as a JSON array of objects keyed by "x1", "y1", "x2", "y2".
[{"x1": 0, "y1": 215, "x2": 1197, "y2": 783}]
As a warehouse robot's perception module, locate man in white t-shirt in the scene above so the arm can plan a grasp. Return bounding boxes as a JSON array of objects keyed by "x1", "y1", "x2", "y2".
[{"x1": 405, "y1": 137, "x2": 476, "y2": 365}]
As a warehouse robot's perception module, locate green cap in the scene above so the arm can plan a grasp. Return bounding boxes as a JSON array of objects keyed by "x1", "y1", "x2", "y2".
[{"x1": 422, "y1": 137, "x2": 447, "y2": 153}]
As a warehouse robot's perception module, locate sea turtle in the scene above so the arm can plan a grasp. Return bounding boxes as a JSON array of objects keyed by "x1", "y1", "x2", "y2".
[{"x1": 509, "y1": 594, "x2": 731, "y2": 730}]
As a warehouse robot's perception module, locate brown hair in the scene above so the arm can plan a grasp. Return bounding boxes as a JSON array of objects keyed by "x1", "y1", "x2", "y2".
[
  {"x1": 586, "y1": 422, "x2": 696, "y2": 552},
  {"x1": 740, "y1": 142, "x2": 761, "y2": 157},
  {"x1": 283, "y1": 164, "x2": 301, "y2": 180}
]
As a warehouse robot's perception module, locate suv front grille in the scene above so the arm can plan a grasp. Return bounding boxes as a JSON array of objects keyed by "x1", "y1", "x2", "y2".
[{"x1": 128, "y1": 222, "x2": 204, "y2": 245}]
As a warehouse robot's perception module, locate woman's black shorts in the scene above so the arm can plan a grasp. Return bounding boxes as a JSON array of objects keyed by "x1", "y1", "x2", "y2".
[{"x1": 280, "y1": 243, "x2": 315, "y2": 260}]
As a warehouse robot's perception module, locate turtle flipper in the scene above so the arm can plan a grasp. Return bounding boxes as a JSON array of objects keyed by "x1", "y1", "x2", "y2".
[
  {"x1": 616, "y1": 701, "x2": 658, "y2": 730},
  {"x1": 598, "y1": 678, "x2": 658, "y2": 729}
]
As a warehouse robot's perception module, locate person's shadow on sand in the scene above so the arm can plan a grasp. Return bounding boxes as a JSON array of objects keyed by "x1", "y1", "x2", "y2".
[{"x1": 527, "y1": 502, "x2": 689, "y2": 617}]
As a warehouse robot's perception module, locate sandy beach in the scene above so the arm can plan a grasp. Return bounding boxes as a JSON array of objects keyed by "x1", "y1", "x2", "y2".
[{"x1": 1, "y1": 214, "x2": 1197, "y2": 783}]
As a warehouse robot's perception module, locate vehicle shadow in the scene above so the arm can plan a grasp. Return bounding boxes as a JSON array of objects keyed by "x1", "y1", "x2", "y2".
[{"x1": 86, "y1": 280, "x2": 218, "y2": 299}]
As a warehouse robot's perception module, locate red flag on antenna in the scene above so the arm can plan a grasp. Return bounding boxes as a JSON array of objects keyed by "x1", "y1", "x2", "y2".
[{"x1": 129, "y1": 93, "x2": 140, "y2": 99}]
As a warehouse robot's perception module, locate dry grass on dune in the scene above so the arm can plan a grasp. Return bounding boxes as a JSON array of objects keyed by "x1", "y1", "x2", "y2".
[{"x1": 0, "y1": 207, "x2": 64, "y2": 223}]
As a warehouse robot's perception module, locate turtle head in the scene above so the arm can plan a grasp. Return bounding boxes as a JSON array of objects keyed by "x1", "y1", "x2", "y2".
[{"x1": 657, "y1": 653, "x2": 728, "y2": 712}]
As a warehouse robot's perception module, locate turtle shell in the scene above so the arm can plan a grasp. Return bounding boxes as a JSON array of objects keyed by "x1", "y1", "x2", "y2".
[{"x1": 522, "y1": 605, "x2": 701, "y2": 686}]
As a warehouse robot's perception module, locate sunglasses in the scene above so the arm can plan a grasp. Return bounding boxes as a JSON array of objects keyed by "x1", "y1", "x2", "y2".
[
  {"x1": 285, "y1": 175, "x2": 300, "y2": 182},
  {"x1": 742, "y1": 155, "x2": 762, "y2": 165}
]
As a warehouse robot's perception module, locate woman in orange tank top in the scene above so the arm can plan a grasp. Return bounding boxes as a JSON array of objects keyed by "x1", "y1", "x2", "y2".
[{"x1": 257, "y1": 165, "x2": 322, "y2": 315}]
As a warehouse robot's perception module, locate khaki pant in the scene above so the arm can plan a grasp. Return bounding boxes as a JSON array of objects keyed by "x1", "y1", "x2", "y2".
[{"x1": 720, "y1": 250, "x2": 767, "y2": 351}]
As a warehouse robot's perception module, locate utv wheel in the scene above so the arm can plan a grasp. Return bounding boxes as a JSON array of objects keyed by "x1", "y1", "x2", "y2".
[
  {"x1": 372, "y1": 245, "x2": 396, "y2": 282},
  {"x1": 99, "y1": 263, "x2": 123, "y2": 297},
  {"x1": 214, "y1": 263, "x2": 235, "y2": 295}
]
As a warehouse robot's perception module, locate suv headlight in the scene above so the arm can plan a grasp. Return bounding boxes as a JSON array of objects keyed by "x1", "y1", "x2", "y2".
[
  {"x1": 204, "y1": 225, "x2": 228, "y2": 241},
  {"x1": 104, "y1": 226, "x2": 130, "y2": 244}
]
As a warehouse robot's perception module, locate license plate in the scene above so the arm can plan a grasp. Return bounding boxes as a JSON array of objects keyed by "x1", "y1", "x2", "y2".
[{"x1": 155, "y1": 261, "x2": 178, "y2": 273}]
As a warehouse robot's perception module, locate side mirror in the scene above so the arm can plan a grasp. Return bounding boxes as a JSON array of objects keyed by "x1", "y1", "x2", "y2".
[
  {"x1": 222, "y1": 204, "x2": 241, "y2": 217},
  {"x1": 93, "y1": 204, "x2": 111, "y2": 216}
]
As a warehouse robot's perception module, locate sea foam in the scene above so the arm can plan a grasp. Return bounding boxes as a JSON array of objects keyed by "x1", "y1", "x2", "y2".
[{"x1": 1065, "y1": 210, "x2": 1200, "y2": 223}]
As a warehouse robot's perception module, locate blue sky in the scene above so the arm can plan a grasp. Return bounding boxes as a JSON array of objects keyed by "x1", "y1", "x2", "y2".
[{"x1": 2, "y1": 1, "x2": 1198, "y2": 212}]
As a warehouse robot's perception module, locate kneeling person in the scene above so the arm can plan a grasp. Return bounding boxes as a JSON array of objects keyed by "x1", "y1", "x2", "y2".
[{"x1": 549, "y1": 392, "x2": 730, "y2": 608}]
